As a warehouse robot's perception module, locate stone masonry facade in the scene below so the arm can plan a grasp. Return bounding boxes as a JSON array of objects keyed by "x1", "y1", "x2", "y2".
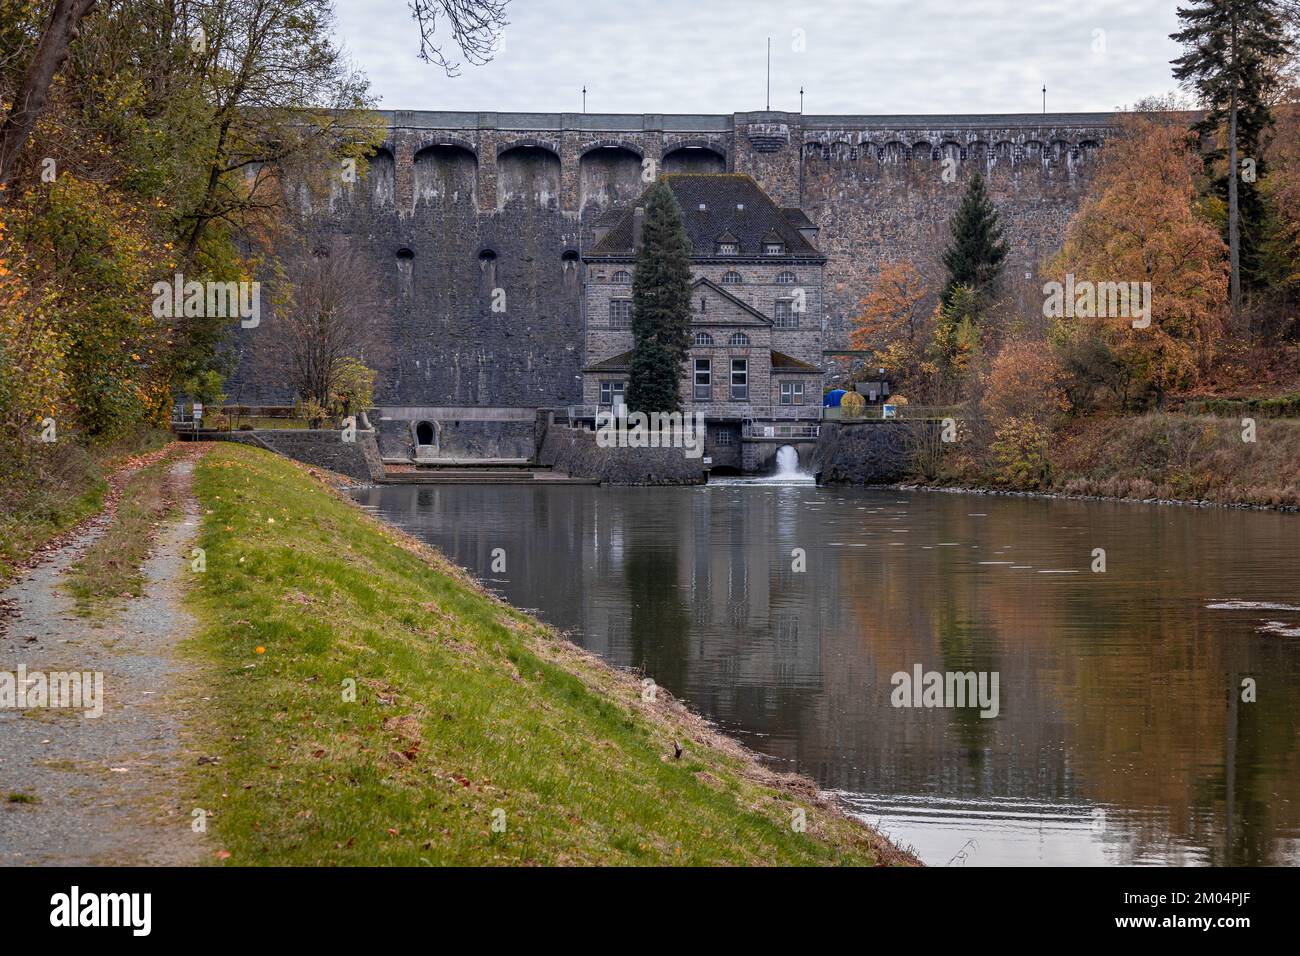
[{"x1": 226, "y1": 109, "x2": 1118, "y2": 412}]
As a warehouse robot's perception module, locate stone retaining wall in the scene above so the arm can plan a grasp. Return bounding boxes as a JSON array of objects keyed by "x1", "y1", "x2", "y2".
[
  {"x1": 539, "y1": 424, "x2": 705, "y2": 485},
  {"x1": 219, "y1": 429, "x2": 384, "y2": 482},
  {"x1": 812, "y1": 421, "x2": 932, "y2": 484}
]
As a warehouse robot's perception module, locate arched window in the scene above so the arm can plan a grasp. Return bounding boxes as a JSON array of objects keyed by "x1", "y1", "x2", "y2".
[
  {"x1": 611, "y1": 270, "x2": 631, "y2": 284},
  {"x1": 775, "y1": 271, "x2": 797, "y2": 285},
  {"x1": 694, "y1": 331, "x2": 714, "y2": 346},
  {"x1": 478, "y1": 248, "x2": 498, "y2": 286},
  {"x1": 396, "y1": 248, "x2": 415, "y2": 261},
  {"x1": 729, "y1": 332, "x2": 750, "y2": 347},
  {"x1": 721, "y1": 271, "x2": 743, "y2": 285}
]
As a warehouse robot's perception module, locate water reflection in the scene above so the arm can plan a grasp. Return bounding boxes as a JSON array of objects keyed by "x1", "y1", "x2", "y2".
[{"x1": 353, "y1": 483, "x2": 1300, "y2": 866}]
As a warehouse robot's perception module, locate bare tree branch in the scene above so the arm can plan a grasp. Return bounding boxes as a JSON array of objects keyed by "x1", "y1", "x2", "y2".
[{"x1": 407, "y1": 0, "x2": 509, "y2": 75}]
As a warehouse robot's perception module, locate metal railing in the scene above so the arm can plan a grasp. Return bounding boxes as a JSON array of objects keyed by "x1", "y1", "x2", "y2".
[
  {"x1": 567, "y1": 403, "x2": 824, "y2": 423},
  {"x1": 742, "y1": 423, "x2": 820, "y2": 439},
  {"x1": 741, "y1": 404, "x2": 823, "y2": 421},
  {"x1": 822, "y1": 404, "x2": 964, "y2": 422}
]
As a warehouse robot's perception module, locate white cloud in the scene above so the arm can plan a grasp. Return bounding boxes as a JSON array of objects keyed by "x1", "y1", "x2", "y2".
[{"x1": 334, "y1": 0, "x2": 1185, "y2": 114}]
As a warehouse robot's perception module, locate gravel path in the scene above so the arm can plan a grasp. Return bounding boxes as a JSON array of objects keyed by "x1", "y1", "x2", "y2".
[{"x1": 0, "y1": 452, "x2": 210, "y2": 865}]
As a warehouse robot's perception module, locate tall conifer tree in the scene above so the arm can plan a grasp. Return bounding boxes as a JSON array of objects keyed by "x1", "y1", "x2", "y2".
[
  {"x1": 626, "y1": 181, "x2": 692, "y2": 414},
  {"x1": 941, "y1": 172, "x2": 1007, "y2": 307},
  {"x1": 1172, "y1": 0, "x2": 1291, "y2": 320}
]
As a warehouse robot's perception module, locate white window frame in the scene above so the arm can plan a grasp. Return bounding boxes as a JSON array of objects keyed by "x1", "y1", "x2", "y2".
[
  {"x1": 694, "y1": 359, "x2": 711, "y2": 400},
  {"x1": 774, "y1": 299, "x2": 798, "y2": 329},
  {"x1": 600, "y1": 380, "x2": 626, "y2": 407},
  {"x1": 609, "y1": 299, "x2": 632, "y2": 328},
  {"x1": 730, "y1": 359, "x2": 748, "y2": 400}
]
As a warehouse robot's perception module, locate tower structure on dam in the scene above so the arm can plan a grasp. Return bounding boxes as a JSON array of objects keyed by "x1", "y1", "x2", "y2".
[{"x1": 226, "y1": 109, "x2": 1119, "y2": 413}]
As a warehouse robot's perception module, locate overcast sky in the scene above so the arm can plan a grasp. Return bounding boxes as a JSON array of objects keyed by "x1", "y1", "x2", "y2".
[{"x1": 334, "y1": 0, "x2": 1187, "y2": 115}]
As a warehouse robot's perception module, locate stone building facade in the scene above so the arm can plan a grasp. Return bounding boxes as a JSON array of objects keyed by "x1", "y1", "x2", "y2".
[
  {"x1": 226, "y1": 109, "x2": 1119, "y2": 418},
  {"x1": 579, "y1": 174, "x2": 825, "y2": 468}
]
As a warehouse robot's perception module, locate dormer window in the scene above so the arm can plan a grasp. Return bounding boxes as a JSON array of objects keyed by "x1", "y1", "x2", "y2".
[
  {"x1": 721, "y1": 271, "x2": 743, "y2": 285},
  {"x1": 717, "y1": 242, "x2": 739, "y2": 256},
  {"x1": 762, "y1": 241, "x2": 784, "y2": 256},
  {"x1": 611, "y1": 270, "x2": 632, "y2": 284}
]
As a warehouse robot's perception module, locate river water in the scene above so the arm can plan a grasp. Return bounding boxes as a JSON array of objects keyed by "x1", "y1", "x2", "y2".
[{"x1": 353, "y1": 480, "x2": 1300, "y2": 866}]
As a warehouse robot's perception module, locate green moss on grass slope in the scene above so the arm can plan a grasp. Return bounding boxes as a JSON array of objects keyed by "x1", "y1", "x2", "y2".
[{"x1": 188, "y1": 444, "x2": 908, "y2": 866}]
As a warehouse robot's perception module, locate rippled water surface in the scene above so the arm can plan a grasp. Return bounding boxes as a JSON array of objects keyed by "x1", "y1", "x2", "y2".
[{"x1": 354, "y1": 482, "x2": 1300, "y2": 866}]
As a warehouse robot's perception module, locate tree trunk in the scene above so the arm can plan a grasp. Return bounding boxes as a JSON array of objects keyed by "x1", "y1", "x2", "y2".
[
  {"x1": 0, "y1": 0, "x2": 100, "y2": 189},
  {"x1": 1227, "y1": 8, "x2": 1241, "y2": 329}
]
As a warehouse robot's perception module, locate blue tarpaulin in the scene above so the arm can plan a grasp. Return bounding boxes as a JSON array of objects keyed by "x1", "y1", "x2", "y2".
[{"x1": 823, "y1": 389, "x2": 848, "y2": 407}]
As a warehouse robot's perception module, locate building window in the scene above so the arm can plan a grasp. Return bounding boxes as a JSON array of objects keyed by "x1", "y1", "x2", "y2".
[
  {"x1": 600, "y1": 381, "x2": 626, "y2": 407},
  {"x1": 694, "y1": 359, "x2": 711, "y2": 400},
  {"x1": 717, "y1": 242, "x2": 739, "y2": 255},
  {"x1": 611, "y1": 270, "x2": 631, "y2": 284},
  {"x1": 609, "y1": 299, "x2": 632, "y2": 327},
  {"x1": 721, "y1": 271, "x2": 743, "y2": 285},
  {"x1": 780, "y1": 381, "x2": 805, "y2": 405},
  {"x1": 693, "y1": 331, "x2": 714, "y2": 346},
  {"x1": 762, "y1": 242, "x2": 785, "y2": 255},
  {"x1": 729, "y1": 332, "x2": 750, "y2": 347},
  {"x1": 715, "y1": 429, "x2": 734, "y2": 446},
  {"x1": 731, "y1": 359, "x2": 748, "y2": 400},
  {"x1": 774, "y1": 300, "x2": 798, "y2": 329},
  {"x1": 776, "y1": 271, "x2": 797, "y2": 285}
]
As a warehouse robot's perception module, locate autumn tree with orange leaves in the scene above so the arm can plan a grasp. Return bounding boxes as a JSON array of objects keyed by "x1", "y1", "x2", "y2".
[
  {"x1": 848, "y1": 260, "x2": 938, "y2": 397},
  {"x1": 1047, "y1": 115, "x2": 1229, "y2": 411}
]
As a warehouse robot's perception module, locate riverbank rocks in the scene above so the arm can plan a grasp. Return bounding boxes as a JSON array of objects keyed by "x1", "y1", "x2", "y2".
[{"x1": 894, "y1": 482, "x2": 1300, "y2": 513}]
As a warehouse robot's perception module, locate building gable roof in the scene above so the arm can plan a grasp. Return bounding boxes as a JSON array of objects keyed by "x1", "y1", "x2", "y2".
[
  {"x1": 690, "y1": 276, "x2": 772, "y2": 327},
  {"x1": 587, "y1": 174, "x2": 825, "y2": 261}
]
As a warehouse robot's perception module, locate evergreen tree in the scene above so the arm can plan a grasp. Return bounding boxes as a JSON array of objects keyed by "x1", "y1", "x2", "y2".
[
  {"x1": 941, "y1": 172, "x2": 1007, "y2": 306},
  {"x1": 1171, "y1": 0, "x2": 1291, "y2": 318},
  {"x1": 625, "y1": 181, "x2": 692, "y2": 413}
]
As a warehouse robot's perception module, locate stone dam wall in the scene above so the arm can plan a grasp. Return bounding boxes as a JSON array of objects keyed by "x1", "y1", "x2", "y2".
[{"x1": 226, "y1": 109, "x2": 1119, "y2": 409}]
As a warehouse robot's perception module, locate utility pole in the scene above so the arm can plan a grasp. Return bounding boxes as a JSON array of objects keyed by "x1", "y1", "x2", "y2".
[{"x1": 766, "y1": 37, "x2": 771, "y2": 110}]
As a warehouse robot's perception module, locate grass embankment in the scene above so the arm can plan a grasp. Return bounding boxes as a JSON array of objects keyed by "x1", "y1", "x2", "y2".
[
  {"x1": 188, "y1": 443, "x2": 908, "y2": 866},
  {"x1": 63, "y1": 452, "x2": 181, "y2": 614},
  {"x1": 0, "y1": 429, "x2": 172, "y2": 585},
  {"x1": 1050, "y1": 413, "x2": 1300, "y2": 507}
]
